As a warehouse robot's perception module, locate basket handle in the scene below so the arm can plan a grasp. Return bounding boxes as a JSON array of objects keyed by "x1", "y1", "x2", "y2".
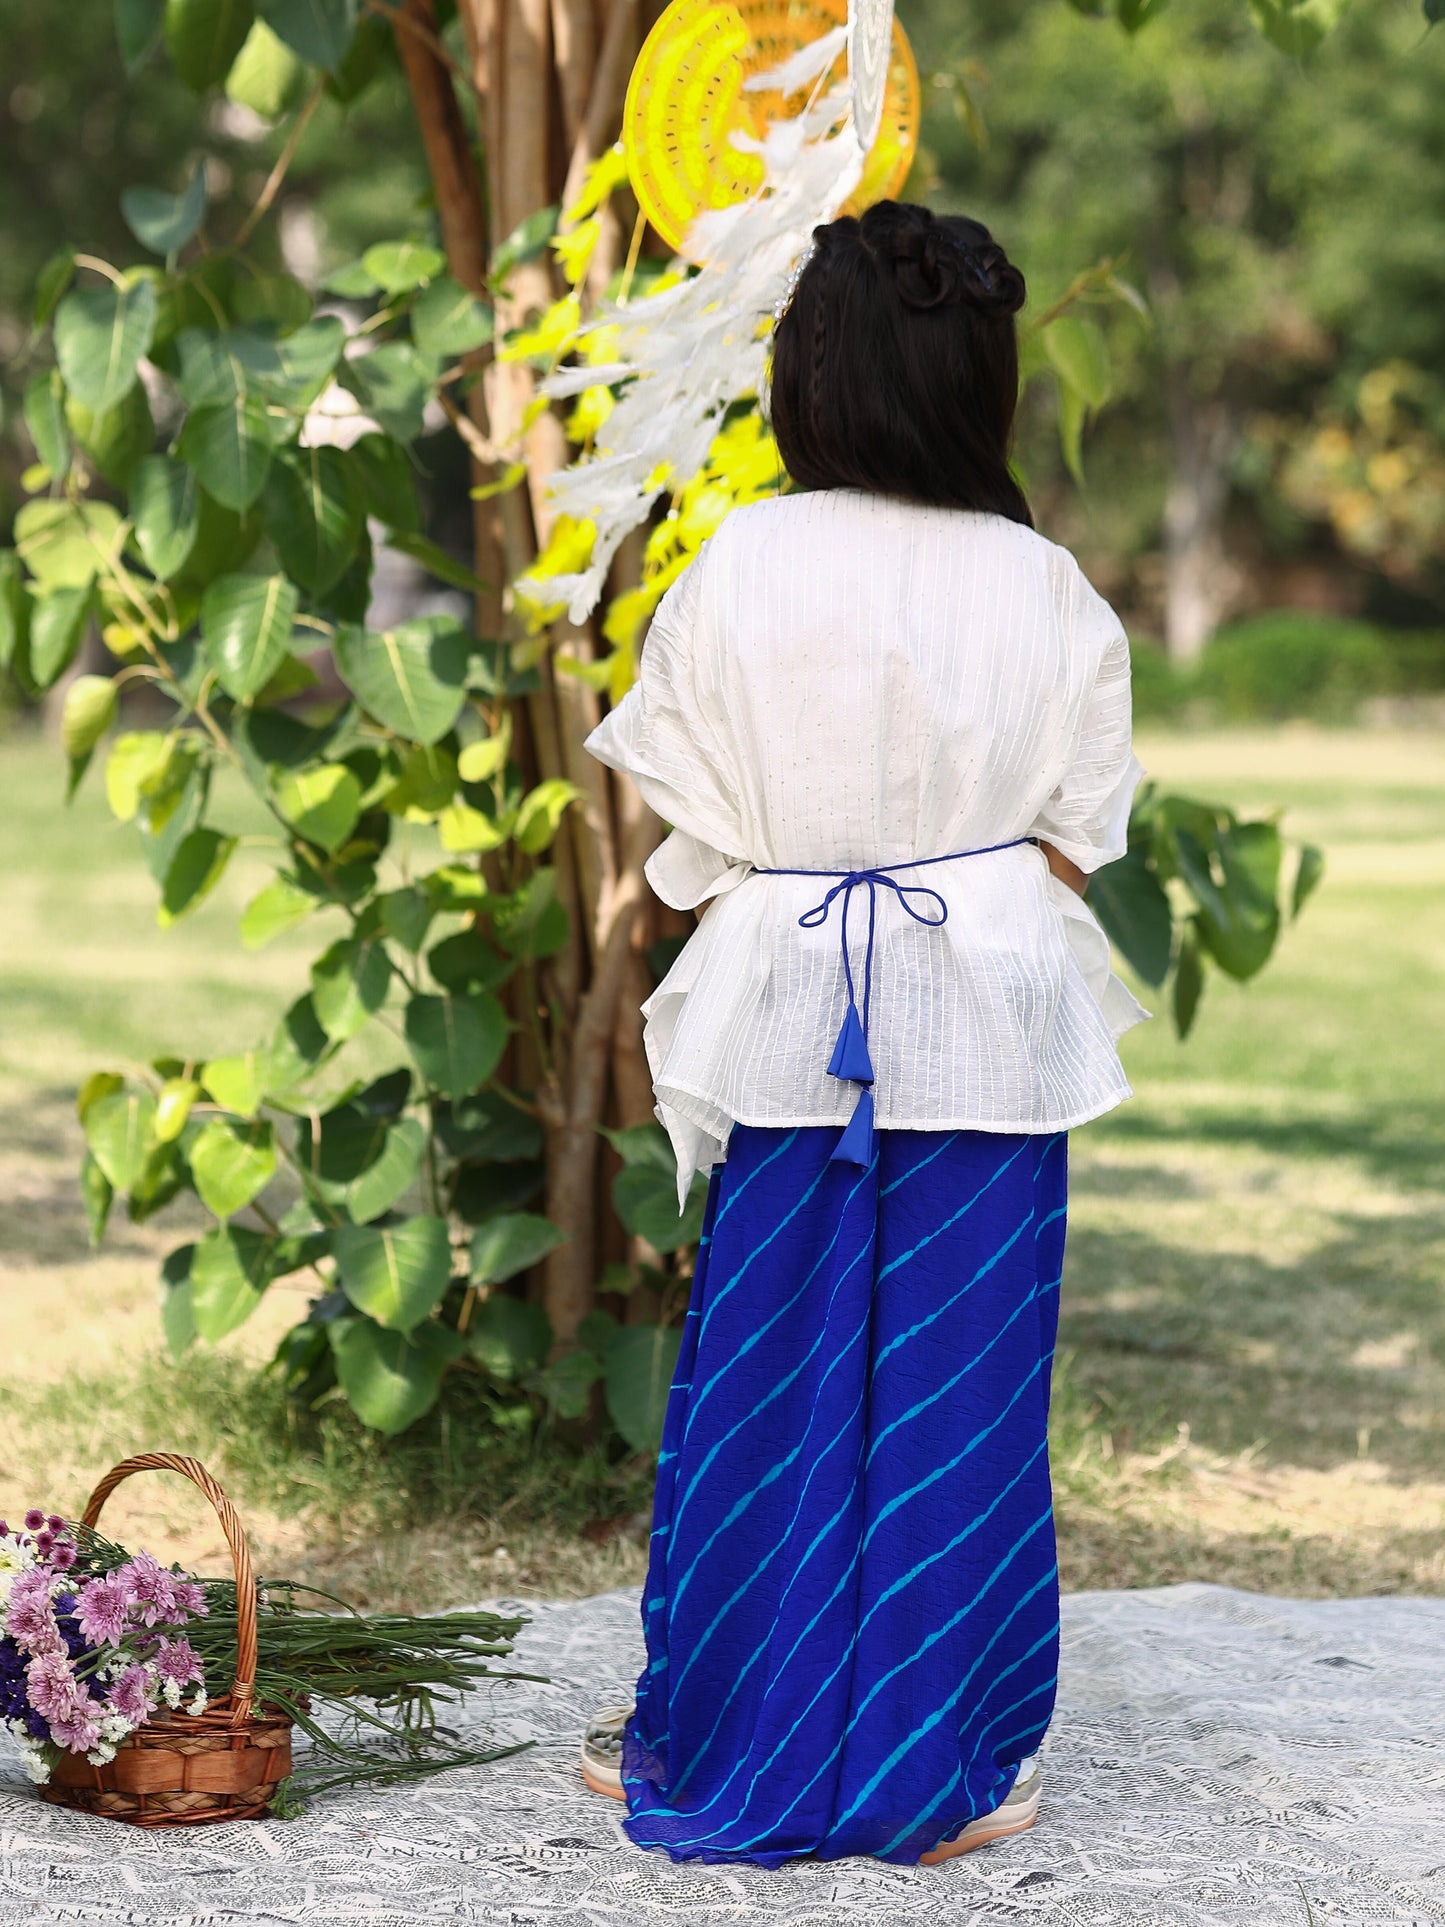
[{"x1": 80, "y1": 1453, "x2": 257, "y2": 1727}]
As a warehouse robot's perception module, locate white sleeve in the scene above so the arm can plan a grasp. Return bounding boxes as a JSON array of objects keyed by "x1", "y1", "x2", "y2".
[
  {"x1": 1028, "y1": 573, "x2": 1144, "y2": 874},
  {"x1": 583, "y1": 549, "x2": 750, "y2": 909}
]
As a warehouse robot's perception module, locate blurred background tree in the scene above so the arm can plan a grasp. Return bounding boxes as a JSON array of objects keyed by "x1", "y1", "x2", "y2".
[
  {"x1": 912, "y1": 0, "x2": 1445, "y2": 659},
  {"x1": 4, "y1": 0, "x2": 1443, "y2": 662}
]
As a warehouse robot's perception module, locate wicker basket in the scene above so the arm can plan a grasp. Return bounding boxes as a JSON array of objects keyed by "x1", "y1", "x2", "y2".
[{"x1": 38, "y1": 1453, "x2": 293, "y2": 1828}]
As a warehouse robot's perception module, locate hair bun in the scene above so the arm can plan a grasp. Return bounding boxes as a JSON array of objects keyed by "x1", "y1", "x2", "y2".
[
  {"x1": 892, "y1": 224, "x2": 964, "y2": 312},
  {"x1": 960, "y1": 243, "x2": 1027, "y2": 318},
  {"x1": 885, "y1": 212, "x2": 1026, "y2": 319}
]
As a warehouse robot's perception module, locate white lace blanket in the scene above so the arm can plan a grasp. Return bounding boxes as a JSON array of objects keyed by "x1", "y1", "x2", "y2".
[{"x1": 2, "y1": 1583, "x2": 1442, "y2": 1925}]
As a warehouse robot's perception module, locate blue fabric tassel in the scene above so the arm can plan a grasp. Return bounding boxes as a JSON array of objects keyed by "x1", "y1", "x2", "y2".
[
  {"x1": 830, "y1": 1085, "x2": 876, "y2": 1166},
  {"x1": 825, "y1": 1004, "x2": 875, "y2": 1085}
]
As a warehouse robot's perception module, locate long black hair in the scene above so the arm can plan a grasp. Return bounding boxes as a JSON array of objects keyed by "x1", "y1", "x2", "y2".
[{"x1": 768, "y1": 201, "x2": 1032, "y2": 527}]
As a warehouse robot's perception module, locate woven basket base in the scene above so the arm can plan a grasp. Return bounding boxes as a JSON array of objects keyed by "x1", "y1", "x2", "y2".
[
  {"x1": 40, "y1": 1707, "x2": 293, "y2": 1828},
  {"x1": 39, "y1": 1783, "x2": 280, "y2": 1827}
]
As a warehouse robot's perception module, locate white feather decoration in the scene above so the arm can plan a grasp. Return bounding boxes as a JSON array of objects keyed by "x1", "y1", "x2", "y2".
[{"x1": 532, "y1": 36, "x2": 872, "y2": 624}]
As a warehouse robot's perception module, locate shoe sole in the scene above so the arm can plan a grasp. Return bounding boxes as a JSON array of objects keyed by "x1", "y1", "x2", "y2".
[
  {"x1": 581, "y1": 1756, "x2": 626, "y2": 1802},
  {"x1": 918, "y1": 1778, "x2": 1041, "y2": 1864}
]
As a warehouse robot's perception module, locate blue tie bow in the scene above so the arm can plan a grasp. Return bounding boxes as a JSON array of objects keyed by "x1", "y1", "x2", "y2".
[{"x1": 755, "y1": 840, "x2": 1030, "y2": 1166}]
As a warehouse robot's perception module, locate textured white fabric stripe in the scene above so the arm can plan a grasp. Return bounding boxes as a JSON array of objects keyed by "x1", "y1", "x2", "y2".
[{"x1": 585, "y1": 489, "x2": 1149, "y2": 1194}]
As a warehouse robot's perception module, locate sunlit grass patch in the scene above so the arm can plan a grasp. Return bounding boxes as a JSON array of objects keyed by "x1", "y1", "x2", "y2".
[{"x1": 0, "y1": 725, "x2": 1441, "y2": 1600}]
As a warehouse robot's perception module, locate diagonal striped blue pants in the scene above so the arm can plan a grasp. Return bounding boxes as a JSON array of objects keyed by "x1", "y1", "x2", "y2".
[{"x1": 621, "y1": 1124, "x2": 1068, "y2": 1866}]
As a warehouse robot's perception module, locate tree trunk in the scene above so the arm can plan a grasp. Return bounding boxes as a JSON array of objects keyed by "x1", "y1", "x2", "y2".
[
  {"x1": 399, "y1": 0, "x2": 665, "y2": 1346},
  {"x1": 395, "y1": 0, "x2": 506, "y2": 638},
  {"x1": 1161, "y1": 375, "x2": 1241, "y2": 666}
]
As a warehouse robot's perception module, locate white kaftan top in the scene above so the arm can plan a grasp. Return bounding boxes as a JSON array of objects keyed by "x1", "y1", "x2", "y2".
[{"x1": 584, "y1": 488, "x2": 1149, "y2": 1200}]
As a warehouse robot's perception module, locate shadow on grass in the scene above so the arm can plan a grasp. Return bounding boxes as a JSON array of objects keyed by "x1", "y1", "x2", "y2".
[
  {"x1": 1061, "y1": 1197, "x2": 1445, "y2": 1483},
  {"x1": 1099, "y1": 1101, "x2": 1445, "y2": 1196},
  {"x1": 1055, "y1": 1503, "x2": 1443, "y2": 1598}
]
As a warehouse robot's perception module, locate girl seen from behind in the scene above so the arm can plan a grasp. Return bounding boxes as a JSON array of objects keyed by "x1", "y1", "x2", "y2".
[{"x1": 580, "y1": 199, "x2": 1146, "y2": 1866}]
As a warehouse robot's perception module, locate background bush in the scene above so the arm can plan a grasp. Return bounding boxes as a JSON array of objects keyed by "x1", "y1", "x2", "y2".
[{"x1": 1131, "y1": 614, "x2": 1445, "y2": 724}]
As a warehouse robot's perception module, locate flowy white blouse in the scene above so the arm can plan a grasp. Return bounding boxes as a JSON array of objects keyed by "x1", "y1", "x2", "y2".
[{"x1": 584, "y1": 488, "x2": 1149, "y2": 1201}]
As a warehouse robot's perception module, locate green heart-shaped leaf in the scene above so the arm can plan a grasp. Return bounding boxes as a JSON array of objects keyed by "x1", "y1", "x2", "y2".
[
  {"x1": 158, "y1": 826, "x2": 236, "y2": 924},
  {"x1": 612, "y1": 1160, "x2": 707, "y2": 1252},
  {"x1": 362, "y1": 239, "x2": 445, "y2": 294},
  {"x1": 258, "y1": 0, "x2": 356, "y2": 68},
  {"x1": 467, "y1": 1295, "x2": 551, "y2": 1380},
  {"x1": 203, "y1": 1050, "x2": 265, "y2": 1116},
  {"x1": 178, "y1": 394, "x2": 274, "y2": 511},
  {"x1": 274, "y1": 761, "x2": 362, "y2": 851},
  {"x1": 240, "y1": 875, "x2": 316, "y2": 949},
  {"x1": 28, "y1": 587, "x2": 94, "y2": 692},
  {"x1": 328, "y1": 1316, "x2": 463, "y2": 1434},
  {"x1": 334, "y1": 1214, "x2": 452, "y2": 1331},
  {"x1": 83, "y1": 1087, "x2": 157, "y2": 1192},
  {"x1": 333, "y1": 617, "x2": 469, "y2": 745},
  {"x1": 164, "y1": 0, "x2": 256, "y2": 89},
  {"x1": 311, "y1": 933, "x2": 393, "y2": 1041},
  {"x1": 411, "y1": 275, "x2": 494, "y2": 358},
  {"x1": 262, "y1": 992, "x2": 333, "y2": 1096},
  {"x1": 349, "y1": 432, "x2": 420, "y2": 532},
  {"x1": 130, "y1": 455, "x2": 200, "y2": 580},
  {"x1": 1087, "y1": 848, "x2": 1173, "y2": 989},
  {"x1": 202, "y1": 571, "x2": 298, "y2": 700},
  {"x1": 225, "y1": 16, "x2": 306, "y2": 116},
  {"x1": 530, "y1": 1349, "x2": 602, "y2": 1419},
  {"x1": 261, "y1": 445, "x2": 362, "y2": 595},
  {"x1": 190, "y1": 1223, "x2": 276, "y2": 1341},
  {"x1": 23, "y1": 371, "x2": 70, "y2": 482},
  {"x1": 54, "y1": 278, "x2": 157, "y2": 415},
  {"x1": 14, "y1": 499, "x2": 123, "y2": 592},
  {"x1": 468, "y1": 1210, "x2": 568, "y2": 1286},
  {"x1": 191, "y1": 1115, "x2": 277, "y2": 1217},
  {"x1": 404, "y1": 992, "x2": 508, "y2": 1097},
  {"x1": 122, "y1": 164, "x2": 207, "y2": 256},
  {"x1": 304, "y1": 1112, "x2": 425, "y2": 1223},
  {"x1": 605, "y1": 1323, "x2": 683, "y2": 1453},
  {"x1": 514, "y1": 777, "x2": 581, "y2": 855},
  {"x1": 61, "y1": 674, "x2": 118, "y2": 770},
  {"x1": 338, "y1": 342, "x2": 428, "y2": 442},
  {"x1": 117, "y1": 0, "x2": 165, "y2": 72}
]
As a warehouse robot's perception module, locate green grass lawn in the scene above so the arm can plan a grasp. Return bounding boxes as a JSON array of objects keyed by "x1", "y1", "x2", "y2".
[{"x1": 0, "y1": 724, "x2": 1441, "y2": 1606}]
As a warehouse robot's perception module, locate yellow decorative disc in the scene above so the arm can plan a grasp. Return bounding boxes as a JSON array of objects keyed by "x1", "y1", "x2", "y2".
[{"x1": 622, "y1": 0, "x2": 919, "y2": 254}]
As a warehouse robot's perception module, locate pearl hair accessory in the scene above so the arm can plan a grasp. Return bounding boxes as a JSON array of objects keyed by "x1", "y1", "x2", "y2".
[{"x1": 772, "y1": 239, "x2": 818, "y2": 323}]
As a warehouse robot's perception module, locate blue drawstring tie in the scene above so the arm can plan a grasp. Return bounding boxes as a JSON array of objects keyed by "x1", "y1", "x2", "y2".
[{"x1": 755, "y1": 840, "x2": 1031, "y2": 1167}]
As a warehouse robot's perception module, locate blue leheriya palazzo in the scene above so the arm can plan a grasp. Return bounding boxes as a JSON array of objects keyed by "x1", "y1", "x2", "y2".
[{"x1": 622, "y1": 1122, "x2": 1068, "y2": 1865}]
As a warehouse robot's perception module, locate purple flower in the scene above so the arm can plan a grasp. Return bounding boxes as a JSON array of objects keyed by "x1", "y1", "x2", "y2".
[
  {"x1": 48, "y1": 1706, "x2": 102, "y2": 1755},
  {"x1": 23, "y1": 1510, "x2": 44, "y2": 1534},
  {"x1": 51, "y1": 1542, "x2": 76, "y2": 1572},
  {"x1": 106, "y1": 1663, "x2": 152, "y2": 1726},
  {"x1": 5, "y1": 1568, "x2": 63, "y2": 1657},
  {"x1": 26, "y1": 1648, "x2": 87, "y2": 1728},
  {"x1": 171, "y1": 1577, "x2": 208, "y2": 1618},
  {"x1": 75, "y1": 1572, "x2": 130, "y2": 1649},
  {"x1": 120, "y1": 1552, "x2": 182, "y2": 1627},
  {"x1": 153, "y1": 1635, "x2": 203, "y2": 1687},
  {"x1": 46, "y1": 1516, "x2": 65, "y2": 1535}
]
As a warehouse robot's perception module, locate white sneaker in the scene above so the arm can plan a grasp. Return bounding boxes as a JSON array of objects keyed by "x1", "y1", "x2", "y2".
[
  {"x1": 918, "y1": 1755, "x2": 1042, "y2": 1864},
  {"x1": 580, "y1": 1703, "x2": 632, "y2": 1802}
]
